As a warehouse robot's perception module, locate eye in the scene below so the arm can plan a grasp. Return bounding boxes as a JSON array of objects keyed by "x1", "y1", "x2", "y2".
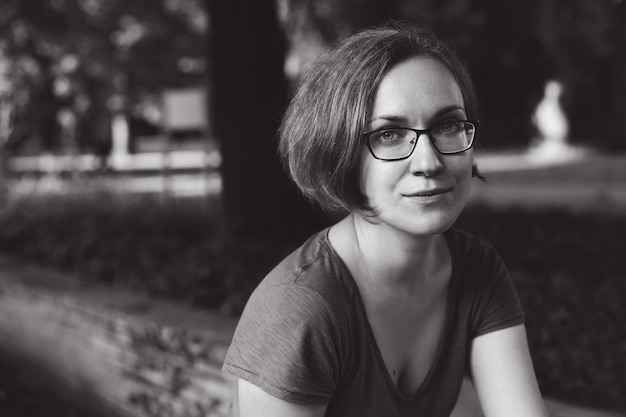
[
  {"x1": 371, "y1": 128, "x2": 405, "y2": 144},
  {"x1": 433, "y1": 121, "x2": 463, "y2": 135}
]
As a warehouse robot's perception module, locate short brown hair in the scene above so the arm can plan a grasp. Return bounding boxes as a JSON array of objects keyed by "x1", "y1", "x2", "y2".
[{"x1": 278, "y1": 22, "x2": 478, "y2": 214}]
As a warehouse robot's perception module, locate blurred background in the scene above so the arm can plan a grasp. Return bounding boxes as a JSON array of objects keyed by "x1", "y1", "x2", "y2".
[{"x1": 0, "y1": 0, "x2": 625, "y2": 416}]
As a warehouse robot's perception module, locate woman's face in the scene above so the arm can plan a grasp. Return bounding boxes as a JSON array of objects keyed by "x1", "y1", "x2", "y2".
[{"x1": 358, "y1": 55, "x2": 473, "y2": 236}]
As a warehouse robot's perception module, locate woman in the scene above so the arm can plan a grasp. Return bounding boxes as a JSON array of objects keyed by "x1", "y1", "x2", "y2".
[{"x1": 222, "y1": 22, "x2": 548, "y2": 417}]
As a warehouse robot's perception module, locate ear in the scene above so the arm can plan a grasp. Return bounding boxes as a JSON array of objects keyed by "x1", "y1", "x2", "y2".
[{"x1": 472, "y1": 162, "x2": 487, "y2": 182}]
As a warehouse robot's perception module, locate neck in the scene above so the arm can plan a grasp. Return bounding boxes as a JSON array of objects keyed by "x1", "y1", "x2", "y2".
[{"x1": 330, "y1": 214, "x2": 448, "y2": 295}]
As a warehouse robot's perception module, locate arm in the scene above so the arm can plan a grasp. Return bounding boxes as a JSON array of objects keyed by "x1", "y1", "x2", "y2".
[
  {"x1": 236, "y1": 378, "x2": 328, "y2": 417},
  {"x1": 469, "y1": 324, "x2": 549, "y2": 417}
]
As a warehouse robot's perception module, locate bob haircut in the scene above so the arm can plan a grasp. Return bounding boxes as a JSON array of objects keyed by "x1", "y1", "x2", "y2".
[{"x1": 278, "y1": 21, "x2": 479, "y2": 214}]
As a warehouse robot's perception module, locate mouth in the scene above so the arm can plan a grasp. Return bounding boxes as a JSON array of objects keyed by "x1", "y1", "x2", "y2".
[{"x1": 403, "y1": 187, "x2": 453, "y2": 198}]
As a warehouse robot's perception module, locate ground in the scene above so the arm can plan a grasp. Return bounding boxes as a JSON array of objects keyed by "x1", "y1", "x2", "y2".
[{"x1": 0, "y1": 359, "x2": 98, "y2": 417}]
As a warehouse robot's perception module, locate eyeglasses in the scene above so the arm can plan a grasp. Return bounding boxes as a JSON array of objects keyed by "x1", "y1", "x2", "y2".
[{"x1": 363, "y1": 120, "x2": 479, "y2": 161}]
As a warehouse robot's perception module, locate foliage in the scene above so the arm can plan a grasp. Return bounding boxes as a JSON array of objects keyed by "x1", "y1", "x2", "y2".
[
  {"x1": 0, "y1": 186, "x2": 624, "y2": 411},
  {"x1": 283, "y1": 0, "x2": 626, "y2": 149},
  {"x1": 0, "y1": 0, "x2": 206, "y2": 153},
  {"x1": 0, "y1": 182, "x2": 288, "y2": 315}
]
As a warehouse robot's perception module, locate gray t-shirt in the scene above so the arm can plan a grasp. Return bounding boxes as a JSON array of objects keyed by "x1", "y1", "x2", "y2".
[{"x1": 223, "y1": 228, "x2": 524, "y2": 416}]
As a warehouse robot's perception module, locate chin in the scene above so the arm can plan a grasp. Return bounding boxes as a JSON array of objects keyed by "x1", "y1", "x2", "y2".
[
  {"x1": 382, "y1": 210, "x2": 460, "y2": 237},
  {"x1": 366, "y1": 195, "x2": 468, "y2": 236},
  {"x1": 411, "y1": 219, "x2": 456, "y2": 236},
  {"x1": 410, "y1": 202, "x2": 465, "y2": 232}
]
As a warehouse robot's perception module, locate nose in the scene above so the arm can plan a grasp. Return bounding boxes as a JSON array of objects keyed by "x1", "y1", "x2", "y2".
[{"x1": 408, "y1": 133, "x2": 444, "y2": 176}]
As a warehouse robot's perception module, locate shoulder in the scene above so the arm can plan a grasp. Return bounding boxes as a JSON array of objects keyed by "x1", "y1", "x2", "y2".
[
  {"x1": 233, "y1": 228, "x2": 353, "y2": 343},
  {"x1": 446, "y1": 228, "x2": 517, "y2": 308},
  {"x1": 257, "y1": 228, "x2": 355, "y2": 311},
  {"x1": 223, "y1": 232, "x2": 351, "y2": 404},
  {"x1": 445, "y1": 228, "x2": 505, "y2": 271},
  {"x1": 446, "y1": 229, "x2": 525, "y2": 337},
  {"x1": 243, "y1": 283, "x2": 339, "y2": 334},
  {"x1": 223, "y1": 281, "x2": 343, "y2": 403}
]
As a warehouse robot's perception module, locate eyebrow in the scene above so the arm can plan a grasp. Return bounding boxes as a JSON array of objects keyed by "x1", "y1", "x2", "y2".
[{"x1": 368, "y1": 105, "x2": 466, "y2": 125}]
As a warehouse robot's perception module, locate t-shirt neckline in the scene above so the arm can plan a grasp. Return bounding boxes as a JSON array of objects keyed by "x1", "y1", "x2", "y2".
[{"x1": 320, "y1": 227, "x2": 460, "y2": 402}]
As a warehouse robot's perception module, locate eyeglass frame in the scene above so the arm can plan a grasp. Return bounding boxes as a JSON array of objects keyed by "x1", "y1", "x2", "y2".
[{"x1": 363, "y1": 120, "x2": 480, "y2": 161}]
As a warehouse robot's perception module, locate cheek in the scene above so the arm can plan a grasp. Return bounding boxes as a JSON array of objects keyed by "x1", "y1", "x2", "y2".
[
  {"x1": 454, "y1": 150, "x2": 474, "y2": 177},
  {"x1": 358, "y1": 157, "x2": 401, "y2": 199},
  {"x1": 454, "y1": 156, "x2": 474, "y2": 195}
]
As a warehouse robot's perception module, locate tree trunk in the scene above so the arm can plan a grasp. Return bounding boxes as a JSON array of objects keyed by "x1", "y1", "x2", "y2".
[{"x1": 205, "y1": 0, "x2": 328, "y2": 244}]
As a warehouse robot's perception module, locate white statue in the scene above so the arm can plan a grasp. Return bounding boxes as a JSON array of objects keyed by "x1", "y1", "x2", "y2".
[
  {"x1": 529, "y1": 80, "x2": 580, "y2": 163},
  {"x1": 534, "y1": 80, "x2": 568, "y2": 145}
]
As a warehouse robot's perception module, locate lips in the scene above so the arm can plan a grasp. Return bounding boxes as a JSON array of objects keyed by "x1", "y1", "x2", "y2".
[{"x1": 403, "y1": 187, "x2": 453, "y2": 197}]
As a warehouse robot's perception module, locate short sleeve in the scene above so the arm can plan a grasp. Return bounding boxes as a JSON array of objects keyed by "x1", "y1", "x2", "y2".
[
  {"x1": 222, "y1": 284, "x2": 340, "y2": 404},
  {"x1": 468, "y1": 241, "x2": 525, "y2": 338}
]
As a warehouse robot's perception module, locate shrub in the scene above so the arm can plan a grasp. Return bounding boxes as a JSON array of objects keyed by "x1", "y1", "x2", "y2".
[{"x1": 0, "y1": 186, "x2": 287, "y2": 315}]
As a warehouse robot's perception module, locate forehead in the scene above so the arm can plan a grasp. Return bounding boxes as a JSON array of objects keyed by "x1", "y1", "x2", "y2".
[{"x1": 369, "y1": 56, "x2": 464, "y2": 122}]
